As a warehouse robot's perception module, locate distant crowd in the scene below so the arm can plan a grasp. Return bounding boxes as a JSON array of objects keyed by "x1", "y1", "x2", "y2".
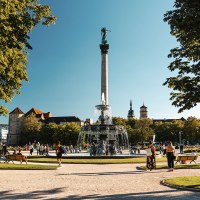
[{"x1": 0, "y1": 142, "x2": 81, "y2": 158}]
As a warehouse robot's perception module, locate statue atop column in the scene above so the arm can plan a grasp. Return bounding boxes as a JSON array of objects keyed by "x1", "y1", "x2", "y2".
[{"x1": 101, "y1": 27, "x2": 110, "y2": 44}]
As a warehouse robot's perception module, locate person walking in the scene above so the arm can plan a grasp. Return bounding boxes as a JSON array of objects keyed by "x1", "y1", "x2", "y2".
[
  {"x1": 146, "y1": 141, "x2": 156, "y2": 171},
  {"x1": 166, "y1": 141, "x2": 175, "y2": 172},
  {"x1": 55, "y1": 141, "x2": 62, "y2": 166}
]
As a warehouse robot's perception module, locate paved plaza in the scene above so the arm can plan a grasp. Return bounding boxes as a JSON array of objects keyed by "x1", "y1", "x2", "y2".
[{"x1": 0, "y1": 161, "x2": 200, "y2": 200}]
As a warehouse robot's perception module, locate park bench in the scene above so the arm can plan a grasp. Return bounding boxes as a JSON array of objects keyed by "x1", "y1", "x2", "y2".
[
  {"x1": 5, "y1": 154, "x2": 27, "y2": 164},
  {"x1": 175, "y1": 155, "x2": 198, "y2": 164}
]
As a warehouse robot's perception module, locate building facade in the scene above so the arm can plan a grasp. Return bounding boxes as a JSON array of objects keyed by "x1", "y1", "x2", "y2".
[
  {"x1": 140, "y1": 103, "x2": 148, "y2": 119},
  {"x1": 45, "y1": 116, "x2": 84, "y2": 126},
  {"x1": 127, "y1": 102, "x2": 185, "y2": 123},
  {"x1": 7, "y1": 107, "x2": 25, "y2": 145},
  {"x1": 7, "y1": 107, "x2": 83, "y2": 145}
]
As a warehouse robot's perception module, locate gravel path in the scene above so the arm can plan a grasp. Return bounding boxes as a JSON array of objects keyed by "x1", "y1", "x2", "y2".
[{"x1": 0, "y1": 162, "x2": 200, "y2": 200}]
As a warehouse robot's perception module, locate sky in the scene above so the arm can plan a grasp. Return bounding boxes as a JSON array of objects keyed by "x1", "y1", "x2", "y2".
[{"x1": 1, "y1": 0, "x2": 200, "y2": 124}]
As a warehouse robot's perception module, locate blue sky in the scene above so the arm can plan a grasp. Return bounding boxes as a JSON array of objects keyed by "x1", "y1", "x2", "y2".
[{"x1": 1, "y1": 0, "x2": 200, "y2": 124}]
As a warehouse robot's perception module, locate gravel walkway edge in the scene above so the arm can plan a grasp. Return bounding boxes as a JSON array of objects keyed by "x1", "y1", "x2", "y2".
[{"x1": 161, "y1": 180, "x2": 200, "y2": 192}]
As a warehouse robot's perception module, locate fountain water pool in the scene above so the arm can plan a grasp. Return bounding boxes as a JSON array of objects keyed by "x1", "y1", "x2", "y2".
[{"x1": 77, "y1": 124, "x2": 129, "y2": 156}]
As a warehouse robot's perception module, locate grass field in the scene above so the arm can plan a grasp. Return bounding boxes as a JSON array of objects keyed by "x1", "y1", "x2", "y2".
[
  {"x1": 27, "y1": 156, "x2": 167, "y2": 164},
  {"x1": 164, "y1": 176, "x2": 200, "y2": 189},
  {"x1": 0, "y1": 163, "x2": 59, "y2": 170}
]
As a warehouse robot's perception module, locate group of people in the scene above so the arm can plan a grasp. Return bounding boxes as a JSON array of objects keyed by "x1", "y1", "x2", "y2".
[
  {"x1": 146, "y1": 140, "x2": 176, "y2": 172},
  {"x1": 25, "y1": 142, "x2": 50, "y2": 156}
]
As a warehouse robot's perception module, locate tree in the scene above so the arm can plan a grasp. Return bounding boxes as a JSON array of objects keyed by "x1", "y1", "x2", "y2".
[
  {"x1": 136, "y1": 119, "x2": 154, "y2": 144},
  {"x1": 183, "y1": 117, "x2": 200, "y2": 143},
  {"x1": 0, "y1": 0, "x2": 56, "y2": 115},
  {"x1": 20, "y1": 113, "x2": 42, "y2": 144},
  {"x1": 163, "y1": 0, "x2": 200, "y2": 112},
  {"x1": 42, "y1": 122, "x2": 81, "y2": 146},
  {"x1": 153, "y1": 120, "x2": 184, "y2": 143},
  {"x1": 40, "y1": 123, "x2": 58, "y2": 146},
  {"x1": 112, "y1": 117, "x2": 127, "y2": 127},
  {"x1": 63, "y1": 123, "x2": 80, "y2": 146}
]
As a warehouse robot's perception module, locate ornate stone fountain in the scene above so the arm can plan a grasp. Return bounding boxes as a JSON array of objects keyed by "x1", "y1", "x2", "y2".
[{"x1": 77, "y1": 28, "x2": 129, "y2": 155}]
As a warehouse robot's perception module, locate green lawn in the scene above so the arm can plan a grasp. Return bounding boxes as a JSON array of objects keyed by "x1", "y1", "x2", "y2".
[
  {"x1": 164, "y1": 176, "x2": 200, "y2": 189},
  {"x1": 28, "y1": 156, "x2": 167, "y2": 164},
  {"x1": 0, "y1": 163, "x2": 59, "y2": 170},
  {"x1": 138, "y1": 164, "x2": 200, "y2": 170}
]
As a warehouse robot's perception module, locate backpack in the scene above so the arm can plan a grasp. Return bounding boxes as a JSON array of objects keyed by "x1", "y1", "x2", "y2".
[{"x1": 59, "y1": 146, "x2": 65, "y2": 154}]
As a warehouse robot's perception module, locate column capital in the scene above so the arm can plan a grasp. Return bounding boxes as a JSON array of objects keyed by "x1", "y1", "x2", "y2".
[{"x1": 100, "y1": 44, "x2": 109, "y2": 54}]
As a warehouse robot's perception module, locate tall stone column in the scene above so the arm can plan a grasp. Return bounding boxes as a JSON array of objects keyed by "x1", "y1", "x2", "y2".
[{"x1": 100, "y1": 44, "x2": 109, "y2": 105}]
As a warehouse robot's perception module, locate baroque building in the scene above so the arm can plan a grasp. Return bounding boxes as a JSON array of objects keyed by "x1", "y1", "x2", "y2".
[{"x1": 7, "y1": 107, "x2": 83, "y2": 145}]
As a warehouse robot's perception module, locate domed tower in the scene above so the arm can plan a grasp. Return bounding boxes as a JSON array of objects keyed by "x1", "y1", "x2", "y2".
[
  {"x1": 127, "y1": 100, "x2": 135, "y2": 119},
  {"x1": 140, "y1": 103, "x2": 148, "y2": 119}
]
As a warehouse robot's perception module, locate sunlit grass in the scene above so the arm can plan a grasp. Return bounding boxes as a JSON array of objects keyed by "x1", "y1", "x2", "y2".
[
  {"x1": 28, "y1": 156, "x2": 167, "y2": 164},
  {"x1": 0, "y1": 163, "x2": 58, "y2": 170},
  {"x1": 165, "y1": 176, "x2": 200, "y2": 189}
]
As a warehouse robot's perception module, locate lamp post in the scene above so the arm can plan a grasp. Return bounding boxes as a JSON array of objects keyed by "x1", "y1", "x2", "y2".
[
  {"x1": 196, "y1": 127, "x2": 199, "y2": 144},
  {"x1": 179, "y1": 131, "x2": 183, "y2": 154},
  {"x1": 179, "y1": 131, "x2": 182, "y2": 145}
]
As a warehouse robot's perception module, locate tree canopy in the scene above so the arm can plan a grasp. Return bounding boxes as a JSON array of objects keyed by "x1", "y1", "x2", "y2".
[
  {"x1": 163, "y1": 0, "x2": 200, "y2": 112},
  {"x1": 20, "y1": 113, "x2": 42, "y2": 144},
  {"x1": 0, "y1": 0, "x2": 56, "y2": 116}
]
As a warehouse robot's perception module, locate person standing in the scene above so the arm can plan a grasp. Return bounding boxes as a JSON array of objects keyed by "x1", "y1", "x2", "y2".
[
  {"x1": 162, "y1": 143, "x2": 166, "y2": 155},
  {"x1": 39, "y1": 144, "x2": 44, "y2": 155},
  {"x1": 0, "y1": 143, "x2": 3, "y2": 157},
  {"x1": 46, "y1": 144, "x2": 49, "y2": 156},
  {"x1": 146, "y1": 141, "x2": 156, "y2": 171},
  {"x1": 29, "y1": 144, "x2": 34, "y2": 156},
  {"x1": 2, "y1": 143, "x2": 7, "y2": 156},
  {"x1": 159, "y1": 143, "x2": 162, "y2": 154},
  {"x1": 55, "y1": 141, "x2": 62, "y2": 166},
  {"x1": 36, "y1": 142, "x2": 40, "y2": 156},
  {"x1": 166, "y1": 141, "x2": 175, "y2": 172}
]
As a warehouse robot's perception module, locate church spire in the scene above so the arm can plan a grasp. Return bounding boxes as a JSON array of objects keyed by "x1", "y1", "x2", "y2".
[{"x1": 127, "y1": 99, "x2": 135, "y2": 119}]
